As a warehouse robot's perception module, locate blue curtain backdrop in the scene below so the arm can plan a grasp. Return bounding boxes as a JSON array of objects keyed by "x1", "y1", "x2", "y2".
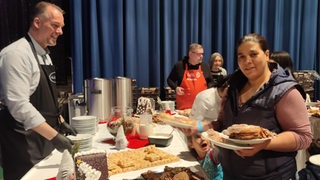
[{"x1": 70, "y1": 0, "x2": 319, "y2": 99}]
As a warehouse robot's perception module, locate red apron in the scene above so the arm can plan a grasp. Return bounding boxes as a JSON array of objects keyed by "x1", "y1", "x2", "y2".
[{"x1": 176, "y1": 64, "x2": 207, "y2": 110}]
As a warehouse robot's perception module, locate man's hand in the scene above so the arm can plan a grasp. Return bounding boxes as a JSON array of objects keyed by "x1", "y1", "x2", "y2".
[
  {"x1": 51, "y1": 133, "x2": 73, "y2": 152},
  {"x1": 176, "y1": 87, "x2": 185, "y2": 95},
  {"x1": 177, "y1": 126, "x2": 198, "y2": 136},
  {"x1": 59, "y1": 121, "x2": 77, "y2": 136},
  {"x1": 59, "y1": 115, "x2": 77, "y2": 136}
]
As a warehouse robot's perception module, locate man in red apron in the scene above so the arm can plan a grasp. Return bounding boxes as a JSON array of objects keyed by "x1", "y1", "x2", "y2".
[
  {"x1": 0, "y1": 2, "x2": 75, "y2": 179},
  {"x1": 167, "y1": 43, "x2": 213, "y2": 110}
]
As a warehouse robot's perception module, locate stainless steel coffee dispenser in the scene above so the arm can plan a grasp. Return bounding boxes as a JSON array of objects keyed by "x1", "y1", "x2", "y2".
[
  {"x1": 84, "y1": 78, "x2": 113, "y2": 122},
  {"x1": 114, "y1": 76, "x2": 132, "y2": 109}
]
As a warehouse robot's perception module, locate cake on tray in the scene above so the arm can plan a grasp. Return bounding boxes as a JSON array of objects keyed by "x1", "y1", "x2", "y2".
[{"x1": 74, "y1": 149, "x2": 108, "y2": 180}]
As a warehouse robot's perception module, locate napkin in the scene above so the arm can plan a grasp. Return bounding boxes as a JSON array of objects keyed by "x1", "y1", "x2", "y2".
[
  {"x1": 115, "y1": 125, "x2": 128, "y2": 150},
  {"x1": 56, "y1": 150, "x2": 75, "y2": 180}
]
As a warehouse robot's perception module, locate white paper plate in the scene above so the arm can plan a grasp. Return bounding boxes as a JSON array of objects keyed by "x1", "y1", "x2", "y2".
[
  {"x1": 309, "y1": 154, "x2": 320, "y2": 166},
  {"x1": 160, "y1": 118, "x2": 193, "y2": 129},
  {"x1": 202, "y1": 132, "x2": 253, "y2": 150},
  {"x1": 220, "y1": 133, "x2": 271, "y2": 145}
]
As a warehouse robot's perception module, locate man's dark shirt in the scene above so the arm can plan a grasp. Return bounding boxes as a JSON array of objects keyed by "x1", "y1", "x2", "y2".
[{"x1": 167, "y1": 56, "x2": 213, "y2": 90}]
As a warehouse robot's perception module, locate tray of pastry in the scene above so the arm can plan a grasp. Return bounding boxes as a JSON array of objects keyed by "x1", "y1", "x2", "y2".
[
  {"x1": 135, "y1": 165, "x2": 209, "y2": 180},
  {"x1": 108, "y1": 145, "x2": 180, "y2": 176}
]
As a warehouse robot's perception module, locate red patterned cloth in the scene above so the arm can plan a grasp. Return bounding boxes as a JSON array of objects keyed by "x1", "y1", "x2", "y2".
[{"x1": 126, "y1": 132, "x2": 149, "y2": 149}]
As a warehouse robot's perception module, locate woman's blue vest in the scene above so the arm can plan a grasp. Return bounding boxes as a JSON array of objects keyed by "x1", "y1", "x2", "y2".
[{"x1": 220, "y1": 63, "x2": 304, "y2": 180}]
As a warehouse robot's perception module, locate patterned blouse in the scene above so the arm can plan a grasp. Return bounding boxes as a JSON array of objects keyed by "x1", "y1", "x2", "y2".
[{"x1": 199, "y1": 149, "x2": 223, "y2": 180}]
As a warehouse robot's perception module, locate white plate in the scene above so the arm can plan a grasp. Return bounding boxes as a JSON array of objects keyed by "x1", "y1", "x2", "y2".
[
  {"x1": 220, "y1": 133, "x2": 271, "y2": 145},
  {"x1": 309, "y1": 154, "x2": 320, "y2": 166},
  {"x1": 202, "y1": 132, "x2": 253, "y2": 150},
  {"x1": 67, "y1": 134, "x2": 92, "y2": 141},
  {"x1": 160, "y1": 118, "x2": 193, "y2": 128},
  {"x1": 160, "y1": 116, "x2": 194, "y2": 129},
  {"x1": 306, "y1": 102, "x2": 318, "y2": 107},
  {"x1": 72, "y1": 115, "x2": 97, "y2": 121}
]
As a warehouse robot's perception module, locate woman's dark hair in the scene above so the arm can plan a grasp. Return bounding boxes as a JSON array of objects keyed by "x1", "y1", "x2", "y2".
[
  {"x1": 214, "y1": 74, "x2": 230, "y2": 88},
  {"x1": 237, "y1": 33, "x2": 269, "y2": 52},
  {"x1": 270, "y1": 51, "x2": 294, "y2": 73}
]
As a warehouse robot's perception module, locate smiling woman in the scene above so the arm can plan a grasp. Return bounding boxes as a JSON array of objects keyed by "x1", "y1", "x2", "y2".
[{"x1": 218, "y1": 33, "x2": 312, "y2": 180}]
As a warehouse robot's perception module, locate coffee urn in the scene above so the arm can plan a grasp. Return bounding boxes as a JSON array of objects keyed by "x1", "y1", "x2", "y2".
[
  {"x1": 114, "y1": 76, "x2": 133, "y2": 109},
  {"x1": 84, "y1": 78, "x2": 113, "y2": 122}
]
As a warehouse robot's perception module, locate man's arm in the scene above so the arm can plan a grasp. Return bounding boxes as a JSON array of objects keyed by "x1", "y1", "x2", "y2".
[
  {"x1": 32, "y1": 122, "x2": 58, "y2": 140},
  {"x1": 32, "y1": 122, "x2": 73, "y2": 152},
  {"x1": 167, "y1": 64, "x2": 179, "y2": 90}
]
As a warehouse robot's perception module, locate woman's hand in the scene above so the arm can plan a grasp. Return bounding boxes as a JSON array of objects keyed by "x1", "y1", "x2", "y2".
[
  {"x1": 177, "y1": 126, "x2": 198, "y2": 136},
  {"x1": 317, "y1": 100, "x2": 320, "y2": 108},
  {"x1": 234, "y1": 139, "x2": 271, "y2": 158}
]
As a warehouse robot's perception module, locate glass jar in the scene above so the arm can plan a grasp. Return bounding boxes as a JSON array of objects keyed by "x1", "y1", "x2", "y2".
[{"x1": 106, "y1": 106, "x2": 133, "y2": 136}]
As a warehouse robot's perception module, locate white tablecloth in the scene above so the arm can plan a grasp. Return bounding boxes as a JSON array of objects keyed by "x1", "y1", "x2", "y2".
[
  {"x1": 22, "y1": 124, "x2": 205, "y2": 180},
  {"x1": 22, "y1": 117, "x2": 319, "y2": 179}
]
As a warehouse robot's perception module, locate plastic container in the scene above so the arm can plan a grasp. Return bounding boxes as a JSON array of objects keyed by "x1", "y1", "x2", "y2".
[
  {"x1": 139, "y1": 113, "x2": 153, "y2": 139},
  {"x1": 148, "y1": 133, "x2": 173, "y2": 147}
]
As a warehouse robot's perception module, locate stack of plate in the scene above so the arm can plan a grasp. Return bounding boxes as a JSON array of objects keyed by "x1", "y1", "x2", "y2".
[
  {"x1": 67, "y1": 134, "x2": 93, "y2": 152},
  {"x1": 70, "y1": 115, "x2": 97, "y2": 134}
]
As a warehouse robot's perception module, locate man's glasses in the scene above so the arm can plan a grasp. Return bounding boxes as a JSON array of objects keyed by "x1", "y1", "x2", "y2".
[{"x1": 192, "y1": 52, "x2": 204, "y2": 56}]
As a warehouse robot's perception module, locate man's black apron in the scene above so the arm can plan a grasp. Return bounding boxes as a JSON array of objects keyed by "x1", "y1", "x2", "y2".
[{"x1": 0, "y1": 35, "x2": 60, "y2": 180}]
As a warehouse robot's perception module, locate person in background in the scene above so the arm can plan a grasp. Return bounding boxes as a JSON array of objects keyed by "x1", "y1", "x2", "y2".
[
  {"x1": 209, "y1": 52, "x2": 227, "y2": 86},
  {"x1": 189, "y1": 76, "x2": 229, "y2": 127},
  {"x1": 270, "y1": 51, "x2": 294, "y2": 73},
  {"x1": 183, "y1": 77, "x2": 228, "y2": 180},
  {"x1": 167, "y1": 43, "x2": 213, "y2": 110},
  {"x1": 215, "y1": 33, "x2": 312, "y2": 179},
  {"x1": 187, "y1": 132, "x2": 223, "y2": 180},
  {"x1": 0, "y1": 2, "x2": 76, "y2": 179},
  {"x1": 270, "y1": 51, "x2": 306, "y2": 100}
]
